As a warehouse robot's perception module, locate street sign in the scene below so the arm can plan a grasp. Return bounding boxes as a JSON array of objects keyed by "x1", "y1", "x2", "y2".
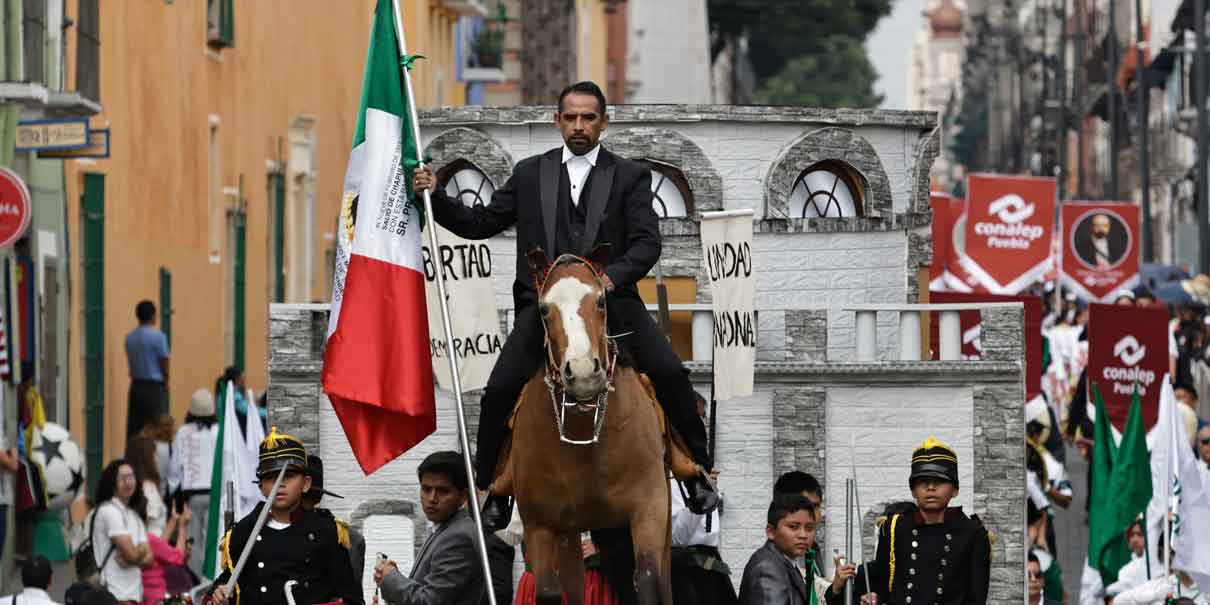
[
  {"x1": 37, "y1": 129, "x2": 110, "y2": 159},
  {"x1": 0, "y1": 168, "x2": 32, "y2": 248},
  {"x1": 15, "y1": 118, "x2": 90, "y2": 152}
]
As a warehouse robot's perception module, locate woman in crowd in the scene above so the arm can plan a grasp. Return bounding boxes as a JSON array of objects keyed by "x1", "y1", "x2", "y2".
[
  {"x1": 93, "y1": 459, "x2": 152, "y2": 604},
  {"x1": 169, "y1": 389, "x2": 218, "y2": 574},
  {"x1": 140, "y1": 504, "x2": 192, "y2": 605},
  {"x1": 138, "y1": 415, "x2": 176, "y2": 495},
  {"x1": 125, "y1": 437, "x2": 166, "y2": 536},
  {"x1": 215, "y1": 366, "x2": 265, "y2": 437}
]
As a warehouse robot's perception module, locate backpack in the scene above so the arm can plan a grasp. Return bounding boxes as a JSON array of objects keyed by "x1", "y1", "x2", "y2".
[{"x1": 74, "y1": 504, "x2": 118, "y2": 584}]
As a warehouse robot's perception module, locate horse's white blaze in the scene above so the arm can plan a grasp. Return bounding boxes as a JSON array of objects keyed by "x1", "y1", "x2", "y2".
[{"x1": 543, "y1": 277, "x2": 595, "y2": 364}]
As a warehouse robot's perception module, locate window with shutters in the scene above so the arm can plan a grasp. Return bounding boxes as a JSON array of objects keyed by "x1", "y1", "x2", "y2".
[
  {"x1": 267, "y1": 170, "x2": 286, "y2": 303},
  {"x1": 207, "y1": 0, "x2": 234, "y2": 49},
  {"x1": 23, "y1": 0, "x2": 45, "y2": 85},
  {"x1": 75, "y1": 0, "x2": 99, "y2": 102}
]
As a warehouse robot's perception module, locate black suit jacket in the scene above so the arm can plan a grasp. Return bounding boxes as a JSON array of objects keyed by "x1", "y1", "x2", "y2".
[
  {"x1": 1074, "y1": 235, "x2": 1127, "y2": 268},
  {"x1": 430, "y1": 146, "x2": 659, "y2": 310},
  {"x1": 738, "y1": 542, "x2": 809, "y2": 605}
]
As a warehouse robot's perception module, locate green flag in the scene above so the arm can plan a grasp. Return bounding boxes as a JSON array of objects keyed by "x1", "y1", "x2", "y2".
[
  {"x1": 202, "y1": 381, "x2": 229, "y2": 578},
  {"x1": 1087, "y1": 384, "x2": 1152, "y2": 585}
]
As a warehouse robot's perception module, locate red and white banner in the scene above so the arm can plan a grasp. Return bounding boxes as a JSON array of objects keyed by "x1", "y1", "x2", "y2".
[
  {"x1": 961, "y1": 174, "x2": 1056, "y2": 294},
  {"x1": 1061, "y1": 202, "x2": 1140, "y2": 302},
  {"x1": 932, "y1": 193, "x2": 981, "y2": 293},
  {"x1": 929, "y1": 193, "x2": 952, "y2": 291},
  {"x1": 929, "y1": 292, "x2": 1045, "y2": 399},
  {"x1": 1087, "y1": 304, "x2": 1168, "y2": 430}
]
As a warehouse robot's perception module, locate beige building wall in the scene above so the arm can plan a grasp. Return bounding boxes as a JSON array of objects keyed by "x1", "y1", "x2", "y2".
[
  {"x1": 63, "y1": 0, "x2": 466, "y2": 463},
  {"x1": 575, "y1": 0, "x2": 609, "y2": 86}
]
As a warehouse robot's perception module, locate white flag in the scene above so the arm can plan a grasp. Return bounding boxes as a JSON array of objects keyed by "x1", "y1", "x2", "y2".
[
  {"x1": 1171, "y1": 401, "x2": 1210, "y2": 587},
  {"x1": 700, "y1": 209, "x2": 756, "y2": 400},
  {"x1": 1144, "y1": 380, "x2": 1177, "y2": 577},
  {"x1": 244, "y1": 388, "x2": 266, "y2": 463},
  {"x1": 220, "y1": 381, "x2": 260, "y2": 520}
]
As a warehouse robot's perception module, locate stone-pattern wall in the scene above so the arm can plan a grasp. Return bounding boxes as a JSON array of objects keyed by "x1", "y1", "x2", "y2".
[
  {"x1": 423, "y1": 126, "x2": 515, "y2": 189},
  {"x1": 602, "y1": 126, "x2": 724, "y2": 214},
  {"x1": 785, "y1": 310, "x2": 828, "y2": 361},
  {"x1": 416, "y1": 106, "x2": 936, "y2": 359},
  {"x1": 765, "y1": 127, "x2": 894, "y2": 219},
  {"x1": 272, "y1": 302, "x2": 1027, "y2": 602}
]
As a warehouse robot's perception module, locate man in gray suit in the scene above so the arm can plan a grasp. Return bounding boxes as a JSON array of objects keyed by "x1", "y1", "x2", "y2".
[
  {"x1": 738, "y1": 496, "x2": 853, "y2": 605},
  {"x1": 375, "y1": 451, "x2": 486, "y2": 605}
]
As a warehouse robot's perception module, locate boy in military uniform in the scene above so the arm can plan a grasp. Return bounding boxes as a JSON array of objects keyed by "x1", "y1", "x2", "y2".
[
  {"x1": 210, "y1": 429, "x2": 363, "y2": 605},
  {"x1": 301, "y1": 455, "x2": 365, "y2": 585},
  {"x1": 852, "y1": 437, "x2": 992, "y2": 605}
]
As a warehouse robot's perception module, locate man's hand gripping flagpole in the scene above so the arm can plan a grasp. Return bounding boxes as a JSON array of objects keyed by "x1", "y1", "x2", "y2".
[{"x1": 389, "y1": 1, "x2": 497, "y2": 602}]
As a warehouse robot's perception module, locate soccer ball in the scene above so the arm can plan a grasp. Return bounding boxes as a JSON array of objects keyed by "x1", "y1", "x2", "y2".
[{"x1": 29, "y1": 422, "x2": 86, "y2": 510}]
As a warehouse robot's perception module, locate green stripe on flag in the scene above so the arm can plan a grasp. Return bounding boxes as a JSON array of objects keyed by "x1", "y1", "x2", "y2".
[
  {"x1": 202, "y1": 381, "x2": 228, "y2": 578},
  {"x1": 352, "y1": 0, "x2": 425, "y2": 225}
]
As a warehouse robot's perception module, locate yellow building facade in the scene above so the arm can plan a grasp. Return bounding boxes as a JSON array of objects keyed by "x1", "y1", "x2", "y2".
[{"x1": 63, "y1": 0, "x2": 469, "y2": 463}]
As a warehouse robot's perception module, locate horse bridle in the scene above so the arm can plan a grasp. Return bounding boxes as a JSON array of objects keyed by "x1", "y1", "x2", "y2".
[{"x1": 534, "y1": 254, "x2": 619, "y2": 446}]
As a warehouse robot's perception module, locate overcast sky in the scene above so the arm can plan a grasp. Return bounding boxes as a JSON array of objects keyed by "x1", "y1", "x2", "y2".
[{"x1": 868, "y1": 0, "x2": 927, "y2": 109}]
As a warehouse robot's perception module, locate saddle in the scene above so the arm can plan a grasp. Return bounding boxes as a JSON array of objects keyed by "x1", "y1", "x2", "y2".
[{"x1": 488, "y1": 372, "x2": 702, "y2": 497}]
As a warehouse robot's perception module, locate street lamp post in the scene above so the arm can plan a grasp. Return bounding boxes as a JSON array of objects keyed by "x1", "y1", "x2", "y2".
[
  {"x1": 1198, "y1": 0, "x2": 1210, "y2": 273},
  {"x1": 1109, "y1": 0, "x2": 1119, "y2": 201},
  {"x1": 1136, "y1": 0, "x2": 1151, "y2": 262}
]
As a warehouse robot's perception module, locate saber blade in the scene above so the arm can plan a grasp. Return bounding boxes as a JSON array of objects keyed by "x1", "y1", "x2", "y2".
[{"x1": 850, "y1": 433, "x2": 872, "y2": 597}]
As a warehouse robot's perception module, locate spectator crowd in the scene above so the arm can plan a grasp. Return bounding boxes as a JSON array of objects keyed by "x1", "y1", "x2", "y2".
[{"x1": 6, "y1": 278, "x2": 1210, "y2": 605}]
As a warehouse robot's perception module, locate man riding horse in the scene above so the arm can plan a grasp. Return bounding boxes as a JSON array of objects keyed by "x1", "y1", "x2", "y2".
[{"x1": 412, "y1": 80, "x2": 719, "y2": 530}]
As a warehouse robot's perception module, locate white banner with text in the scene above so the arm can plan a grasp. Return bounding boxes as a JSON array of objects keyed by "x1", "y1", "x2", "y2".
[{"x1": 700, "y1": 209, "x2": 756, "y2": 400}]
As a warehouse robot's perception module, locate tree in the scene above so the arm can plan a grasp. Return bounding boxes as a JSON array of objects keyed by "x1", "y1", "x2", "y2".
[
  {"x1": 708, "y1": 0, "x2": 892, "y2": 108},
  {"x1": 754, "y1": 36, "x2": 884, "y2": 108},
  {"x1": 708, "y1": 0, "x2": 891, "y2": 76}
]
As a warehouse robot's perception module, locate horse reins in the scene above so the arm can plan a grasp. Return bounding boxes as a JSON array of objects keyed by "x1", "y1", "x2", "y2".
[{"x1": 534, "y1": 254, "x2": 619, "y2": 445}]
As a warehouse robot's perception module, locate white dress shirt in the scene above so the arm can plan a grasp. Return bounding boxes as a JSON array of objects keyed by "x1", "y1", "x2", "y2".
[
  {"x1": 1114, "y1": 575, "x2": 1208, "y2": 605},
  {"x1": 1104, "y1": 554, "x2": 1148, "y2": 596},
  {"x1": 669, "y1": 478, "x2": 721, "y2": 548},
  {"x1": 10, "y1": 588, "x2": 61, "y2": 605},
  {"x1": 562, "y1": 144, "x2": 600, "y2": 206}
]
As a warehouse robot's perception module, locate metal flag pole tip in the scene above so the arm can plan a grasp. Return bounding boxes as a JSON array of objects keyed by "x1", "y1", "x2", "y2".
[{"x1": 389, "y1": 1, "x2": 497, "y2": 603}]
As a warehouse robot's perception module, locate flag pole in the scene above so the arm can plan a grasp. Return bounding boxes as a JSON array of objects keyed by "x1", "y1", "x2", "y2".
[{"x1": 389, "y1": 2, "x2": 497, "y2": 603}]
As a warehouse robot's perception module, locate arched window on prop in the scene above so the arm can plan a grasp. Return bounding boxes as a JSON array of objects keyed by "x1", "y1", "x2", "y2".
[
  {"x1": 639, "y1": 160, "x2": 694, "y2": 219},
  {"x1": 437, "y1": 159, "x2": 496, "y2": 208},
  {"x1": 787, "y1": 160, "x2": 866, "y2": 219}
]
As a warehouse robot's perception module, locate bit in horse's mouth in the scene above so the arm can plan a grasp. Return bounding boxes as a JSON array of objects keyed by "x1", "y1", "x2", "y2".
[{"x1": 576, "y1": 402, "x2": 595, "y2": 412}]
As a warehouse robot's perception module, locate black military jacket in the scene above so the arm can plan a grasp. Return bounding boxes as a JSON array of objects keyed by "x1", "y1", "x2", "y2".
[
  {"x1": 855, "y1": 507, "x2": 991, "y2": 605},
  {"x1": 214, "y1": 505, "x2": 363, "y2": 605}
]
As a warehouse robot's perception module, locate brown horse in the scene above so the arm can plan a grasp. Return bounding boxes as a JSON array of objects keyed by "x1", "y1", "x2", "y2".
[{"x1": 496, "y1": 250, "x2": 694, "y2": 605}]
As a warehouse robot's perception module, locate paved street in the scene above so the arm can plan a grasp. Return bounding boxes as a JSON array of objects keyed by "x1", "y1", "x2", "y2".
[{"x1": 1054, "y1": 445, "x2": 1090, "y2": 602}]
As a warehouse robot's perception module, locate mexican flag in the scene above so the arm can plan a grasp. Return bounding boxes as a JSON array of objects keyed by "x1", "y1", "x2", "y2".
[
  {"x1": 1087, "y1": 383, "x2": 1152, "y2": 585},
  {"x1": 202, "y1": 381, "x2": 261, "y2": 579},
  {"x1": 322, "y1": 0, "x2": 435, "y2": 475}
]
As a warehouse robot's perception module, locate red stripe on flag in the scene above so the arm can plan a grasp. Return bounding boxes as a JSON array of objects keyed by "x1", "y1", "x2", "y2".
[{"x1": 323, "y1": 254, "x2": 436, "y2": 474}]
